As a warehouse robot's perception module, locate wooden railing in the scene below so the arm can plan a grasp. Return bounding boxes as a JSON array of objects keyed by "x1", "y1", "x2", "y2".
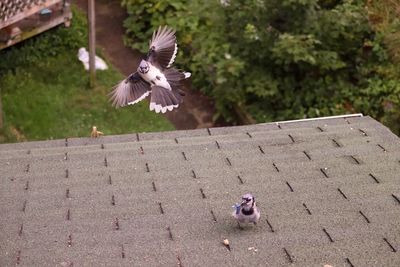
[{"x1": 0, "y1": 0, "x2": 71, "y2": 50}]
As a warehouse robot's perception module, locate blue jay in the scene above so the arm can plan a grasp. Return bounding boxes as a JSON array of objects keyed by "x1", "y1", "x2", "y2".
[
  {"x1": 232, "y1": 193, "x2": 260, "y2": 226},
  {"x1": 109, "y1": 26, "x2": 191, "y2": 113}
]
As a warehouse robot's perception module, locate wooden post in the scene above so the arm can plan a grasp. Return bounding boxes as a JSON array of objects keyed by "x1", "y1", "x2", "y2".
[
  {"x1": 88, "y1": 0, "x2": 96, "y2": 88},
  {"x1": 0, "y1": 88, "x2": 3, "y2": 129}
]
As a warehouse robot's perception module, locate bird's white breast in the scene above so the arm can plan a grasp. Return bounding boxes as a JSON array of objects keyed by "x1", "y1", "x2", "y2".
[{"x1": 139, "y1": 63, "x2": 171, "y2": 90}]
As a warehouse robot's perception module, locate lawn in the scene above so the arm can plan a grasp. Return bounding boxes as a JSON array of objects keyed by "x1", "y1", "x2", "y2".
[{"x1": 0, "y1": 7, "x2": 174, "y2": 143}]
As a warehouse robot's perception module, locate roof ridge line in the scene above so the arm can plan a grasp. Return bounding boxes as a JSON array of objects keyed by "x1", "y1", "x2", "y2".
[{"x1": 275, "y1": 113, "x2": 363, "y2": 125}]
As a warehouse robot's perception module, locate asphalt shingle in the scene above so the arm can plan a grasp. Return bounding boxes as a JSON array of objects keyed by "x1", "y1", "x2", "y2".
[{"x1": 1, "y1": 115, "x2": 400, "y2": 266}]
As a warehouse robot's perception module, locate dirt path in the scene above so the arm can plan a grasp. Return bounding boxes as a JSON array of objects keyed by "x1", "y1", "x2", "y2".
[{"x1": 75, "y1": 0, "x2": 216, "y2": 130}]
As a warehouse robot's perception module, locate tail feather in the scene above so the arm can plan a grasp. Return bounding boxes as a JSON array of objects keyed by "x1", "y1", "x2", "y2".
[
  {"x1": 160, "y1": 89, "x2": 179, "y2": 111},
  {"x1": 150, "y1": 86, "x2": 182, "y2": 113}
]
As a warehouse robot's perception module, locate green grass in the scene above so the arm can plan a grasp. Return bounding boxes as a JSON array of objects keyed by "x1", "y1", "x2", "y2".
[{"x1": 0, "y1": 7, "x2": 174, "y2": 143}]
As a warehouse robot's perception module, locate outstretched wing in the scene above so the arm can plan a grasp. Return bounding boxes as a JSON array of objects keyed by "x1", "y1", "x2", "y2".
[
  {"x1": 147, "y1": 26, "x2": 178, "y2": 69},
  {"x1": 163, "y1": 68, "x2": 191, "y2": 88},
  {"x1": 109, "y1": 72, "x2": 151, "y2": 107},
  {"x1": 149, "y1": 86, "x2": 183, "y2": 113}
]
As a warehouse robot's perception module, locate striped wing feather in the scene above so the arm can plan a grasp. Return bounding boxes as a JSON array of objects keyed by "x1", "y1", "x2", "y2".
[
  {"x1": 109, "y1": 73, "x2": 150, "y2": 107},
  {"x1": 148, "y1": 26, "x2": 178, "y2": 68}
]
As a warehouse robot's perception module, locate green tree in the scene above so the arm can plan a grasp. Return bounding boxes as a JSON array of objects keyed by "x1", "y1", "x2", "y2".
[{"x1": 122, "y1": 0, "x2": 400, "y2": 132}]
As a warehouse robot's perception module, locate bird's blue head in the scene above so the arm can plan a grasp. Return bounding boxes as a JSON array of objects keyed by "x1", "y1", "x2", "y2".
[
  {"x1": 241, "y1": 193, "x2": 255, "y2": 209},
  {"x1": 138, "y1": 60, "x2": 150, "y2": 74}
]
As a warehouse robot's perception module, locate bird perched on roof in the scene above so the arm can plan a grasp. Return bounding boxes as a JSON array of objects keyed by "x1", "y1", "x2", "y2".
[
  {"x1": 90, "y1": 126, "x2": 103, "y2": 138},
  {"x1": 109, "y1": 26, "x2": 191, "y2": 113},
  {"x1": 232, "y1": 193, "x2": 260, "y2": 227}
]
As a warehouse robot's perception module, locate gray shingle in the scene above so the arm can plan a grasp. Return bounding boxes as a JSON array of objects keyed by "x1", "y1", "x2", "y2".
[{"x1": 1, "y1": 115, "x2": 400, "y2": 266}]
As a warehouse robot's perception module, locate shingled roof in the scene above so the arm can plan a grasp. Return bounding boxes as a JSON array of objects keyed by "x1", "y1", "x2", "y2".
[{"x1": 1, "y1": 114, "x2": 400, "y2": 266}]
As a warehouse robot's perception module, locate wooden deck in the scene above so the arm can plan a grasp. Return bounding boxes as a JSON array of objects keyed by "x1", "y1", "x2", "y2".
[{"x1": 0, "y1": 0, "x2": 71, "y2": 50}]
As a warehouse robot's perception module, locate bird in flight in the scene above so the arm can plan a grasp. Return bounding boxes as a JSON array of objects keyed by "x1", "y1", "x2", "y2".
[
  {"x1": 109, "y1": 26, "x2": 191, "y2": 113},
  {"x1": 232, "y1": 193, "x2": 261, "y2": 227}
]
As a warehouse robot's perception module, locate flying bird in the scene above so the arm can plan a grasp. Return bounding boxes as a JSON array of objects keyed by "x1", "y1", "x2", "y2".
[
  {"x1": 109, "y1": 26, "x2": 191, "y2": 113},
  {"x1": 232, "y1": 193, "x2": 260, "y2": 227}
]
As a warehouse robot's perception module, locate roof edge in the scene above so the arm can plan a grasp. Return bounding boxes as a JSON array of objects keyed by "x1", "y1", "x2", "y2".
[{"x1": 275, "y1": 113, "x2": 363, "y2": 125}]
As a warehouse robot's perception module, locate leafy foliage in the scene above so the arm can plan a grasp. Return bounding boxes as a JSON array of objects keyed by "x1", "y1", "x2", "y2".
[{"x1": 122, "y1": 0, "x2": 400, "y2": 133}]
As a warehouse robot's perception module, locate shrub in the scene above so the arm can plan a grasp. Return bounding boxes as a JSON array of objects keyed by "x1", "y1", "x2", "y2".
[{"x1": 122, "y1": 0, "x2": 400, "y2": 133}]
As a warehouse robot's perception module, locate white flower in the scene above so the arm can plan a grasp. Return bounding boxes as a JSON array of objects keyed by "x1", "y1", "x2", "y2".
[{"x1": 220, "y1": 0, "x2": 230, "y2": 7}]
